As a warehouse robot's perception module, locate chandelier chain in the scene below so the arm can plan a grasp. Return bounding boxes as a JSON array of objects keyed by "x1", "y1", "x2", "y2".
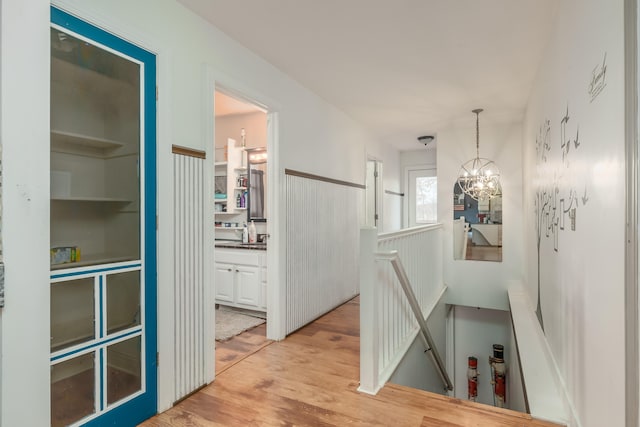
[{"x1": 476, "y1": 110, "x2": 480, "y2": 159}]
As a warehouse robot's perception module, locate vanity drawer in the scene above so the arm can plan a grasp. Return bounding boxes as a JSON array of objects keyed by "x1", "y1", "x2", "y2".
[{"x1": 215, "y1": 249, "x2": 260, "y2": 266}]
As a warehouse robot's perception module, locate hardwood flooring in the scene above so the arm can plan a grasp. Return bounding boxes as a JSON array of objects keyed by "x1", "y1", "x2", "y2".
[
  {"x1": 141, "y1": 297, "x2": 562, "y2": 427},
  {"x1": 215, "y1": 322, "x2": 271, "y2": 375}
]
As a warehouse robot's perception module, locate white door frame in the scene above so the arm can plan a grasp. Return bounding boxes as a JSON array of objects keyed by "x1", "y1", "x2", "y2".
[
  {"x1": 403, "y1": 163, "x2": 437, "y2": 228},
  {"x1": 365, "y1": 157, "x2": 383, "y2": 229},
  {"x1": 205, "y1": 70, "x2": 285, "y2": 349},
  {"x1": 625, "y1": 0, "x2": 639, "y2": 424}
]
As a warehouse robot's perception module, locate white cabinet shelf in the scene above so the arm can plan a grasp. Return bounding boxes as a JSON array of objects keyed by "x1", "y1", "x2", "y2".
[
  {"x1": 51, "y1": 129, "x2": 126, "y2": 158},
  {"x1": 51, "y1": 196, "x2": 131, "y2": 202},
  {"x1": 51, "y1": 254, "x2": 137, "y2": 271},
  {"x1": 50, "y1": 54, "x2": 140, "y2": 272}
]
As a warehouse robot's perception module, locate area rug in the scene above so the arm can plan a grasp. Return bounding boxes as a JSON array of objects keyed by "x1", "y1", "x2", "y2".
[{"x1": 215, "y1": 308, "x2": 265, "y2": 341}]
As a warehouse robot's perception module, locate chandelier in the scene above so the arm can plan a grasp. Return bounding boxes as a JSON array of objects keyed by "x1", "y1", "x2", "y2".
[{"x1": 457, "y1": 109, "x2": 501, "y2": 201}]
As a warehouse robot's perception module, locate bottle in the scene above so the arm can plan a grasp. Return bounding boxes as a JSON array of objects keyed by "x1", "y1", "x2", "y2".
[
  {"x1": 236, "y1": 193, "x2": 241, "y2": 208},
  {"x1": 242, "y1": 223, "x2": 249, "y2": 243},
  {"x1": 248, "y1": 220, "x2": 257, "y2": 243},
  {"x1": 240, "y1": 191, "x2": 245, "y2": 208}
]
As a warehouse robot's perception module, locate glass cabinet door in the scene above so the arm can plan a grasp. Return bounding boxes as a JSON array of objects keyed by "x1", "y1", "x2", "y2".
[{"x1": 50, "y1": 7, "x2": 156, "y2": 426}]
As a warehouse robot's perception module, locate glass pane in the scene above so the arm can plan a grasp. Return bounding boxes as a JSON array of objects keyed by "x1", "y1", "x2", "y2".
[
  {"x1": 107, "y1": 270, "x2": 141, "y2": 334},
  {"x1": 51, "y1": 278, "x2": 95, "y2": 352},
  {"x1": 51, "y1": 352, "x2": 96, "y2": 427},
  {"x1": 50, "y1": 27, "x2": 141, "y2": 268},
  {"x1": 415, "y1": 176, "x2": 437, "y2": 223},
  {"x1": 107, "y1": 336, "x2": 142, "y2": 405}
]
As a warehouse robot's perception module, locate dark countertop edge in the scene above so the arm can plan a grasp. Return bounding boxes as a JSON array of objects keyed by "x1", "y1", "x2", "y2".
[{"x1": 215, "y1": 242, "x2": 267, "y2": 251}]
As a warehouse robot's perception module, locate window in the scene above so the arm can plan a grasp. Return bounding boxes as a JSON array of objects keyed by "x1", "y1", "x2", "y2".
[
  {"x1": 415, "y1": 176, "x2": 437, "y2": 223},
  {"x1": 407, "y1": 168, "x2": 437, "y2": 226}
]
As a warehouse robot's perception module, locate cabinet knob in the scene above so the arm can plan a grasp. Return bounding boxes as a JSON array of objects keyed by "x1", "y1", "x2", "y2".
[
  {"x1": 235, "y1": 269, "x2": 240, "y2": 273},
  {"x1": 227, "y1": 268, "x2": 232, "y2": 272}
]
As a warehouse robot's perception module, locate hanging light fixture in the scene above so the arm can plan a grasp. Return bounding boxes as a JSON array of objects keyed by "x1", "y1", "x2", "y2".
[{"x1": 457, "y1": 109, "x2": 501, "y2": 201}]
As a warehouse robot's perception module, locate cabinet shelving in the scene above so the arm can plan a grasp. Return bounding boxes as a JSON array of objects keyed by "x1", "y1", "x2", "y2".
[
  {"x1": 51, "y1": 254, "x2": 136, "y2": 270},
  {"x1": 50, "y1": 47, "x2": 141, "y2": 272},
  {"x1": 51, "y1": 129, "x2": 126, "y2": 158},
  {"x1": 51, "y1": 196, "x2": 132, "y2": 203}
]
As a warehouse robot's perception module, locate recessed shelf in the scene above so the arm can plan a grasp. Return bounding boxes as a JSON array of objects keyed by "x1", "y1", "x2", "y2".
[
  {"x1": 51, "y1": 129, "x2": 126, "y2": 158},
  {"x1": 51, "y1": 196, "x2": 132, "y2": 202},
  {"x1": 215, "y1": 211, "x2": 237, "y2": 215},
  {"x1": 51, "y1": 254, "x2": 138, "y2": 271},
  {"x1": 215, "y1": 199, "x2": 228, "y2": 203},
  {"x1": 215, "y1": 162, "x2": 228, "y2": 167}
]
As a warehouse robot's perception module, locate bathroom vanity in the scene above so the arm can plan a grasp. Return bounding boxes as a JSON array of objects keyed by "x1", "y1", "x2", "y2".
[{"x1": 214, "y1": 242, "x2": 267, "y2": 312}]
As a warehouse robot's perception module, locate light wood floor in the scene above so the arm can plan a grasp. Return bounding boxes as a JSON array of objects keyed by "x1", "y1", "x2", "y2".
[
  {"x1": 141, "y1": 297, "x2": 562, "y2": 427},
  {"x1": 215, "y1": 322, "x2": 271, "y2": 376}
]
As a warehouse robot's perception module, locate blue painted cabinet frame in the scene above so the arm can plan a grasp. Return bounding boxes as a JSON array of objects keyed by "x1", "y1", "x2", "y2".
[{"x1": 50, "y1": 7, "x2": 157, "y2": 426}]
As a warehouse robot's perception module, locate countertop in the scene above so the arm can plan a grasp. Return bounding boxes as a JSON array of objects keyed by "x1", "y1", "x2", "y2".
[{"x1": 215, "y1": 240, "x2": 267, "y2": 251}]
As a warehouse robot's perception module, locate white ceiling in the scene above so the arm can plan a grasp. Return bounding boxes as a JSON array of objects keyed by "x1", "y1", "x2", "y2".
[
  {"x1": 179, "y1": 0, "x2": 558, "y2": 151},
  {"x1": 215, "y1": 91, "x2": 263, "y2": 117}
]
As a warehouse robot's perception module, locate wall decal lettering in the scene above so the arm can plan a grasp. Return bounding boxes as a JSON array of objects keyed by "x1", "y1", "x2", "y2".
[
  {"x1": 534, "y1": 104, "x2": 588, "y2": 332},
  {"x1": 536, "y1": 119, "x2": 551, "y2": 163},
  {"x1": 589, "y1": 53, "x2": 607, "y2": 102}
]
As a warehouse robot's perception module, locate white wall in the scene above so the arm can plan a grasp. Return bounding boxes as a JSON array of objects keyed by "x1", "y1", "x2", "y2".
[
  {"x1": 522, "y1": 0, "x2": 625, "y2": 425},
  {"x1": 0, "y1": 0, "x2": 401, "y2": 419},
  {"x1": 215, "y1": 112, "x2": 267, "y2": 153},
  {"x1": 388, "y1": 297, "x2": 448, "y2": 394},
  {"x1": 438, "y1": 121, "x2": 524, "y2": 310},
  {"x1": 0, "y1": 1, "x2": 51, "y2": 426}
]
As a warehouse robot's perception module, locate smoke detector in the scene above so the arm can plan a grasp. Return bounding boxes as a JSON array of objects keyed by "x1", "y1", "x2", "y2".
[{"x1": 418, "y1": 135, "x2": 435, "y2": 146}]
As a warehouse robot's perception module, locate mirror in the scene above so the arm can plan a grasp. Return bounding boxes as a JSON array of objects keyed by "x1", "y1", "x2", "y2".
[
  {"x1": 453, "y1": 182, "x2": 502, "y2": 262},
  {"x1": 247, "y1": 147, "x2": 267, "y2": 222}
]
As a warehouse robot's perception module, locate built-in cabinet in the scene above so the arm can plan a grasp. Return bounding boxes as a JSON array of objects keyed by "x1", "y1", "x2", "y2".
[
  {"x1": 215, "y1": 248, "x2": 266, "y2": 311},
  {"x1": 50, "y1": 54, "x2": 140, "y2": 268},
  {"x1": 49, "y1": 13, "x2": 156, "y2": 426},
  {"x1": 214, "y1": 139, "x2": 249, "y2": 232}
]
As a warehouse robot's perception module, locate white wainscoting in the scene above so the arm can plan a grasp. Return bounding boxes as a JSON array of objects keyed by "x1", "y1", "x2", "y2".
[
  {"x1": 285, "y1": 172, "x2": 361, "y2": 335},
  {"x1": 173, "y1": 152, "x2": 207, "y2": 400}
]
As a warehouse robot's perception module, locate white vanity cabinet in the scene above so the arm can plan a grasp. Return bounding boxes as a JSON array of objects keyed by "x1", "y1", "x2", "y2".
[{"x1": 215, "y1": 248, "x2": 266, "y2": 311}]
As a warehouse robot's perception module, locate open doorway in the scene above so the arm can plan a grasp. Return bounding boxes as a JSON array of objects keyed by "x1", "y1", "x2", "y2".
[{"x1": 213, "y1": 89, "x2": 270, "y2": 371}]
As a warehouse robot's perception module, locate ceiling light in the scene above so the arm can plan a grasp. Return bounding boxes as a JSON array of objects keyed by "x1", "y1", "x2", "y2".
[
  {"x1": 457, "y1": 109, "x2": 501, "y2": 201},
  {"x1": 418, "y1": 135, "x2": 434, "y2": 146}
]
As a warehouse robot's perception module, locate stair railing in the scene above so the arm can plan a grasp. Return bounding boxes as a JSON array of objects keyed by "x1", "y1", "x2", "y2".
[{"x1": 376, "y1": 250, "x2": 453, "y2": 392}]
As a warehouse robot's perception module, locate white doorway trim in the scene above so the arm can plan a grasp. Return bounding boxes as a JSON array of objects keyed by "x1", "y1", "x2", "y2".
[
  {"x1": 625, "y1": 0, "x2": 639, "y2": 424},
  {"x1": 204, "y1": 68, "x2": 285, "y2": 355}
]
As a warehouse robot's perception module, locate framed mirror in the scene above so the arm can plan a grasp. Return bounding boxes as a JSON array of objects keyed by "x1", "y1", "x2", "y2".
[
  {"x1": 247, "y1": 147, "x2": 267, "y2": 222},
  {"x1": 453, "y1": 182, "x2": 502, "y2": 262}
]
